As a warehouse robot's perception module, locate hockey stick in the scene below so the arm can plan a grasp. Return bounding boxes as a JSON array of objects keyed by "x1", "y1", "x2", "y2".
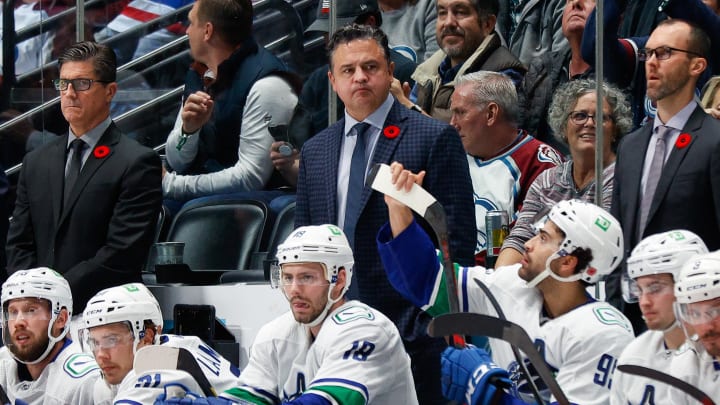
[
  {"x1": 367, "y1": 163, "x2": 465, "y2": 347},
  {"x1": 428, "y1": 312, "x2": 570, "y2": 405},
  {"x1": 0, "y1": 384, "x2": 10, "y2": 405},
  {"x1": 134, "y1": 345, "x2": 217, "y2": 397},
  {"x1": 473, "y1": 278, "x2": 547, "y2": 405},
  {"x1": 617, "y1": 364, "x2": 716, "y2": 405}
]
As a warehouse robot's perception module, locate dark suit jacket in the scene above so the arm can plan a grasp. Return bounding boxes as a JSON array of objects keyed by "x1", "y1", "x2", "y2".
[
  {"x1": 6, "y1": 122, "x2": 163, "y2": 311},
  {"x1": 296, "y1": 99, "x2": 476, "y2": 336},
  {"x1": 609, "y1": 106, "x2": 720, "y2": 311}
]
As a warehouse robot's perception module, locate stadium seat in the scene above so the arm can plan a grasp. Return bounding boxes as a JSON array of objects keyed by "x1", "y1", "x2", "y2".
[
  {"x1": 165, "y1": 199, "x2": 267, "y2": 271},
  {"x1": 219, "y1": 201, "x2": 295, "y2": 284}
]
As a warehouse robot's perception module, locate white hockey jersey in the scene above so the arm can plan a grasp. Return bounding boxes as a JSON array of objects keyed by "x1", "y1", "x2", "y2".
[
  {"x1": 0, "y1": 339, "x2": 100, "y2": 405},
  {"x1": 105, "y1": 334, "x2": 241, "y2": 404},
  {"x1": 221, "y1": 300, "x2": 418, "y2": 405},
  {"x1": 667, "y1": 345, "x2": 720, "y2": 404},
  {"x1": 611, "y1": 330, "x2": 689, "y2": 405},
  {"x1": 458, "y1": 265, "x2": 635, "y2": 404}
]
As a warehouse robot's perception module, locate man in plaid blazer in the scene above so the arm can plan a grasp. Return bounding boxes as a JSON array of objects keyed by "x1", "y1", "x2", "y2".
[{"x1": 296, "y1": 24, "x2": 475, "y2": 404}]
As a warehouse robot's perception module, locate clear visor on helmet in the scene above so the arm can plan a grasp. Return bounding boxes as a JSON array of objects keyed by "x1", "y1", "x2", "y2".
[
  {"x1": 79, "y1": 321, "x2": 135, "y2": 353},
  {"x1": 673, "y1": 303, "x2": 718, "y2": 363},
  {"x1": 2, "y1": 298, "x2": 52, "y2": 347},
  {"x1": 677, "y1": 301, "x2": 720, "y2": 326},
  {"x1": 622, "y1": 272, "x2": 640, "y2": 303},
  {"x1": 271, "y1": 262, "x2": 330, "y2": 290}
]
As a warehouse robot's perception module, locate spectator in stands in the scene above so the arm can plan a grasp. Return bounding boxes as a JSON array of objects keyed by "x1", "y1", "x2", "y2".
[
  {"x1": 0, "y1": 268, "x2": 100, "y2": 403},
  {"x1": 518, "y1": 0, "x2": 595, "y2": 147},
  {"x1": 163, "y1": 0, "x2": 298, "y2": 205},
  {"x1": 0, "y1": 0, "x2": 54, "y2": 78},
  {"x1": 94, "y1": 0, "x2": 194, "y2": 65},
  {"x1": 502, "y1": 0, "x2": 565, "y2": 67},
  {"x1": 701, "y1": 75, "x2": 720, "y2": 119},
  {"x1": 379, "y1": 0, "x2": 439, "y2": 64},
  {"x1": 5, "y1": 41, "x2": 162, "y2": 312},
  {"x1": 81, "y1": 283, "x2": 239, "y2": 403},
  {"x1": 496, "y1": 79, "x2": 632, "y2": 268},
  {"x1": 295, "y1": 24, "x2": 475, "y2": 404},
  {"x1": 449, "y1": 71, "x2": 562, "y2": 266},
  {"x1": 270, "y1": 0, "x2": 417, "y2": 187},
  {"x1": 582, "y1": 0, "x2": 720, "y2": 127},
  {"x1": 215, "y1": 225, "x2": 418, "y2": 403},
  {"x1": 608, "y1": 19, "x2": 720, "y2": 334},
  {"x1": 393, "y1": 0, "x2": 526, "y2": 123}
]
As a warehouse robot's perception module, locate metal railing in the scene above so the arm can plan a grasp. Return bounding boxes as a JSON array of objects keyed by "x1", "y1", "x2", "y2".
[{"x1": 3, "y1": 0, "x2": 314, "y2": 177}]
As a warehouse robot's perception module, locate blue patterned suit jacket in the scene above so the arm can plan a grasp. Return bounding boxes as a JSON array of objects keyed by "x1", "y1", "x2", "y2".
[{"x1": 296, "y1": 99, "x2": 476, "y2": 339}]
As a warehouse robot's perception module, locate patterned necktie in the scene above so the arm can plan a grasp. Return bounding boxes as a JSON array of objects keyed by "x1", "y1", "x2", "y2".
[
  {"x1": 638, "y1": 126, "x2": 669, "y2": 235},
  {"x1": 64, "y1": 138, "x2": 85, "y2": 208},
  {"x1": 343, "y1": 122, "x2": 371, "y2": 246}
]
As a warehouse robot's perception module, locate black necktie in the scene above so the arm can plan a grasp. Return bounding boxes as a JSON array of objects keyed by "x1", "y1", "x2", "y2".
[
  {"x1": 343, "y1": 122, "x2": 371, "y2": 246},
  {"x1": 64, "y1": 138, "x2": 85, "y2": 207}
]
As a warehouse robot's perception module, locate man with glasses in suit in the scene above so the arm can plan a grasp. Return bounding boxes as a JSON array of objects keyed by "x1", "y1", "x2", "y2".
[{"x1": 6, "y1": 41, "x2": 162, "y2": 313}]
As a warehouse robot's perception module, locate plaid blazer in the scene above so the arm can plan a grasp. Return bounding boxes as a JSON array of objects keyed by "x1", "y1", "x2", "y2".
[{"x1": 296, "y1": 99, "x2": 475, "y2": 339}]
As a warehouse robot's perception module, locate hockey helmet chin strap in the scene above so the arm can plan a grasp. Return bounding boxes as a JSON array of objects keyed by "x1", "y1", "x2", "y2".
[
  {"x1": 526, "y1": 249, "x2": 584, "y2": 288},
  {"x1": 304, "y1": 287, "x2": 344, "y2": 329}
]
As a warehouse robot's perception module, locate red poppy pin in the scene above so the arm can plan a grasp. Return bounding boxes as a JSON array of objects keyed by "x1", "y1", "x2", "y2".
[
  {"x1": 93, "y1": 145, "x2": 110, "y2": 159},
  {"x1": 383, "y1": 125, "x2": 400, "y2": 139},
  {"x1": 675, "y1": 133, "x2": 691, "y2": 149}
]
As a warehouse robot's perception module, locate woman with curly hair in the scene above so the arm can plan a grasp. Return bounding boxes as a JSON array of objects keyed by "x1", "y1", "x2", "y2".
[
  {"x1": 701, "y1": 76, "x2": 720, "y2": 119},
  {"x1": 495, "y1": 79, "x2": 632, "y2": 267}
]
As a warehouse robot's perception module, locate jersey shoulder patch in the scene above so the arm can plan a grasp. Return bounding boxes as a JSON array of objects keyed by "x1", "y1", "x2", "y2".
[
  {"x1": 592, "y1": 306, "x2": 633, "y2": 334},
  {"x1": 331, "y1": 305, "x2": 375, "y2": 325},
  {"x1": 536, "y1": 144, "x2": 563, "y2": 165},
  {"x1": 63, "y1": 352, "x2": 99, "y2": 379}
]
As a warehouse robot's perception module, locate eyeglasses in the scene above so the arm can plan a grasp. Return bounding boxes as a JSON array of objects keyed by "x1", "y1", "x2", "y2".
[
  {"x1": 85, "y1": 332, "x2": 135, "y2": 352},
  {"x1": 53, "y1": 78, "x2": 111, "y2": 92},
  {"x1": 568, "y1": 111, "x2": 612, "y2": 125},
  {"x1": 637, "y1": 46, "x2": 704, "y2": 61}
]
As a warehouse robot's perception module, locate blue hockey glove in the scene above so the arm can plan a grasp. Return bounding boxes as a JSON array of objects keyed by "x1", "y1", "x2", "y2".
[
  {"x1": 154, "y1": 383, "x2": 235, "y2": 405},
  {"x1": 442, "y1": 345, "x2": 512, "y2": 405}
]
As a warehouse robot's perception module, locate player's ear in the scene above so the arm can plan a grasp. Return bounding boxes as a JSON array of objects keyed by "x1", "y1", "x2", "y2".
[
  {"x1": 559, "y1": 255, "x2": 578, "y2": 277},
  {"x1": 142, "y1": 326, "x2": 157, "y2": 346},
  {"x1": 331, "y1": 268, "x2": 347, "y2": 300},
  {"x1": 51, "y1": 308, "x2": 69, "y2": 338}
]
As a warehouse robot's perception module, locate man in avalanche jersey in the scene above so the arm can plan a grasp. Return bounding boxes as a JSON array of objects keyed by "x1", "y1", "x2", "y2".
[{"x1": 449, "y1": 70, "x2": 562, "y2": 265}]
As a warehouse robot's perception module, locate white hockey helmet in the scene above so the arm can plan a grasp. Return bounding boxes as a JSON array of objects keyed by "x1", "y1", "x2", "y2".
[
  {"x1": 272, "y1": 224, "x2": 355, "y2": 327},
  {"x1": 623, "y1": 230, "x2": 708, "y2": 303},
  {"x1": 1, "y1": 268, "x2": 73, "y2": 364},
  {"x1": 675, "y1": 251, "x2": 720, "y2": 306},
  {"x1": 81, "y1": 283, "x2": 163, "y2": 353},
  {"x1": 528, "y1": 200, "x2": 623, "y2": 287},
  {"x1": 673, "y1": 251, "x2": 720, "y2": 357}
]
